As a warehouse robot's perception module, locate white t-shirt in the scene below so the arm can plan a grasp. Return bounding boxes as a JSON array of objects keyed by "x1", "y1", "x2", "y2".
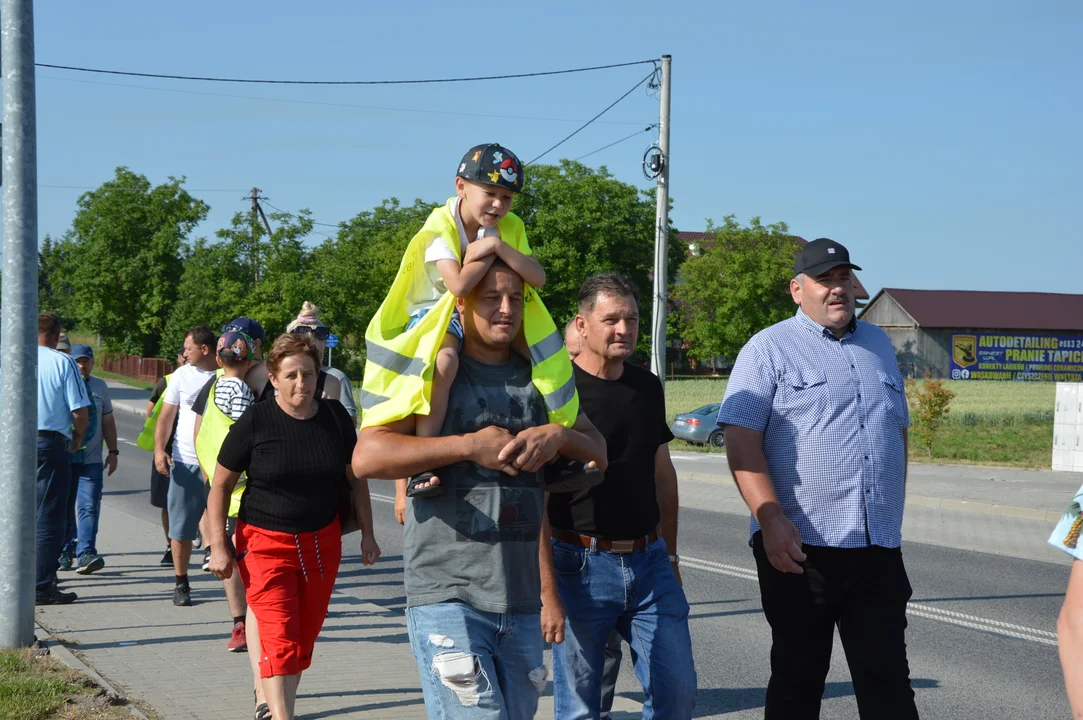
[
  {"x1": 404, "y1": 199, "x2": 501, "y2": 319},
  {"x1": 163, "y1": 363, "x2": 216, "y2": 464}
]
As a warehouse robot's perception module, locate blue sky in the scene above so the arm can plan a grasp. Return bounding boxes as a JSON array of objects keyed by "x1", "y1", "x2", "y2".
[{"x1": 24, "y1": 0, "x2": 1082, "y2": 298}]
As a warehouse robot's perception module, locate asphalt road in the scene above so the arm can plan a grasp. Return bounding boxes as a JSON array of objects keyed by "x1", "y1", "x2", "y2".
[{"x1": 104, "y1": 409, "x2": 1072, "y2": 718}]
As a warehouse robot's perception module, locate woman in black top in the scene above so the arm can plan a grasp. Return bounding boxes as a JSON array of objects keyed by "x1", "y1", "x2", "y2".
[{"x1": 207, "y1": 333, "x2": 380, "y2": 720}]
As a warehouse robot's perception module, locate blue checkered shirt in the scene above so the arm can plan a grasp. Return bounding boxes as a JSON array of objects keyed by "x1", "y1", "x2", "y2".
[{"x1": 718, "y1": 309, "x2": 910, "y2": 548}]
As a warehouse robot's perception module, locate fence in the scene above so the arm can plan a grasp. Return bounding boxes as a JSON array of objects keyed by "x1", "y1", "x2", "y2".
[{"x1": 100, "y1": 355, "x2": 176, "y2": 383}]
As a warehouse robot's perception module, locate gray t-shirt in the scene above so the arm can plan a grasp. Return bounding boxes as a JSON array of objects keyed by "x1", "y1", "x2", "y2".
[
  {"x1": 323, "y1": 366, "x2": 357, "y2": 418},
  {"x1": 403, "y1": 354, "x2": 548, "y2": 614},
  {"x1": 83, "y1": 375, "x2": 113, "y2": 465}
]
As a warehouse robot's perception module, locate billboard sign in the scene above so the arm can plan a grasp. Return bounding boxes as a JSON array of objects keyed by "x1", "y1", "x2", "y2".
[{"x1": 950, "y1": 333, "x2": 1083, "y2": 381}]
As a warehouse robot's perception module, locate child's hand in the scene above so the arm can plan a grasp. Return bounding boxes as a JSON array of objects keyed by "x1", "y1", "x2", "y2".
[{"x1": 463, "y1": 237, "x2": 500, "y2": 264}]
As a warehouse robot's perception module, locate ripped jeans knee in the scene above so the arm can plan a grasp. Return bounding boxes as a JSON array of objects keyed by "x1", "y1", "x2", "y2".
[{"x1": 432, "y1": 650, "x2": 490, "y2": 707}]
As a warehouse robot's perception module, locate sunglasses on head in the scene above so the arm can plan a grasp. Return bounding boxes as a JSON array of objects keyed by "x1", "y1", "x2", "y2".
[{"x1": 292, "y1": 325, "x2": 330, "y2": 340}]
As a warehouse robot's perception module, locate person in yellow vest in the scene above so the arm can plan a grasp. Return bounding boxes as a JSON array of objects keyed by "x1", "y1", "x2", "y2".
[
  {"x1": 193, "y1": 331, "x2": 258, "y2": 655},
  {"x1": 365, "y1": 143, "x2": 577, "y2": 502},
  {"x1": 139, "y1": 348, "x2": 186, "y2": 567}
]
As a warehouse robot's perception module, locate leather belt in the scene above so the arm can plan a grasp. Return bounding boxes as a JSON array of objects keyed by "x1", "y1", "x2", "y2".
[{"x1": 552, "y1": 528, "x2": 659, "y2": 554}]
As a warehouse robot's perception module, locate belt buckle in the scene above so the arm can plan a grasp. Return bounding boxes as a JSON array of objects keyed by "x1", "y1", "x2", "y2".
[{"x1": 609, "y1": 539, "x2": 636, "y2": 554}]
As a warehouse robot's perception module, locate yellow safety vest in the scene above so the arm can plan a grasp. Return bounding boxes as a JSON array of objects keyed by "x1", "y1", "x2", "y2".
[
  {"x1": 135, "y1": 373, "x2": 172, "y2": 451},
  {"x1": 194, "y1": 369, "x2": 246, "y2": 518},
  {"x1": 360, "y1": 198, "x2": 578, "y2": 429}
]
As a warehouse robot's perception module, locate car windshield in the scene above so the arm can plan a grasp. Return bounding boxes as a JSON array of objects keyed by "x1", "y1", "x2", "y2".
[{"x1": 696, "y1": 404, "x2": 721, "y2": 416}]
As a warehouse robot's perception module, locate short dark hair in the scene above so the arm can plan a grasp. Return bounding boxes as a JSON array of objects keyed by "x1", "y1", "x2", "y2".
[
  {"x1": 185, "y1": 325, "x2": 216, "y2": 350},
  {"x1": 266, "y1": 333, "x2": 322, "y2": 377},
  {"x1": 38, "y1": 313, "x2": 61, "y2": 337},
  {"x1": 577, "y1": 273, "x2": 639, "y2": 314}
]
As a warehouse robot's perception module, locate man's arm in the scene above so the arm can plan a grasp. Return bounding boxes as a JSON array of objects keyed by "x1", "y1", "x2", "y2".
[
  {"x1": 1059, "y1": 560, "x2": 1083, "y2": 717},
  {"x1": 68, "y1": 407, "x2": 88, "y2": 454},
  {"x1": 654, "y1": 443, "x2": 681, "y2": 584},
  {"x1": 352, "y1": 417, "x2": 517, "y2": 480},
  {"x1": 102, "y1": 412, "x2": 118, "y2": 476},
  {"x1": 498, "y1": 413, "x2": 608, "y2": 474},
  {"x1": 725, "y1": 425, "x2": 806, "y2": 574},
  {"x1": 154, "y1": 402, "x2": 179, "y2": 475},
  {"x1": 539, "y1": 499, "x2": 565, "y2": 644},
  {"x1": 145, "y1": 400, "x2": 155, "y2": 416}
]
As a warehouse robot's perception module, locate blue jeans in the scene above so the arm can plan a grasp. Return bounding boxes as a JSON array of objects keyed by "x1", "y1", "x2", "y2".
[
  {"x1": 551, "y1": 537, "x2": 697, "y2": 719},
  {"x1": 36, "y1": 435, "x2": 72, "y2": 593},
  {"x1": 61, "y1": 463, "x2": 104, "y2": 557},
  {"x1": 406, "y1": 601, "x2": 545, "y2": 719}
]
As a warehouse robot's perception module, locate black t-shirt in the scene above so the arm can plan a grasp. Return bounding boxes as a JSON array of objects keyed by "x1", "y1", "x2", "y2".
[
  {"x1": 217, "y1": 398, "x2": 356, "y2": 534},
  {"x1": 547, "y1": 362, "x2": 673, "y2": 540}
]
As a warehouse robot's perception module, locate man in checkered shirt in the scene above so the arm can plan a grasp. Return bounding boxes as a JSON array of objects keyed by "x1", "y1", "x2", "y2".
[{"x1": 718, "y1": 238, "x2": 918, "y2": 720}]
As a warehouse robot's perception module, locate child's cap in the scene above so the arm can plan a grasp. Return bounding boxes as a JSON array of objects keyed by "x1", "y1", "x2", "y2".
[
  {"x1": 457, "y1": 144, "x2": 528, "y2": 195},
  {"x1": 217, "y1": 331, "x2": 256, "y2": 362}
]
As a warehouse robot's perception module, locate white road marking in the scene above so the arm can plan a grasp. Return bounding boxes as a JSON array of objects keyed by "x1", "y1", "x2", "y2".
[{"x1": 369, "y1": 491, "x2": 1057, "y2": 647}]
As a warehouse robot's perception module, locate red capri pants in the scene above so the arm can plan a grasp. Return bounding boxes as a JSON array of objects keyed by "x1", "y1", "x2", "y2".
[{"x1": 236, "y1": 517, "x2": 341, "y2": 678}]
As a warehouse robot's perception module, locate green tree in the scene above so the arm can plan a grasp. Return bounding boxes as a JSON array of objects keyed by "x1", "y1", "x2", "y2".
[
  {"x1": 66, "y1": 167, "x2": 209, "y2": 356},
  {"x1": 309, "y1": 198, "x2": 433, "y2": 374},
  {"x1": 164, "y1": 208, "x2": 318, "y2": 352},
  {"x1": 673, "y1": 216, "x2": 801, "y2": 363},
  {"x1": 38, "y1": 232, "x2": 80, "y2": 322},
  {"x1": 514, "y1": 160, "x2": 684, "y2": 352}
]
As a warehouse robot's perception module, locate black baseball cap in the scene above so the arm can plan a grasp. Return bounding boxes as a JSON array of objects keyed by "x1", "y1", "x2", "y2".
[
  {"x1": 456, "y1": 144, "x2": 528, "y2": 195},
  {"x1": 794, "y1": 238, "x2": 862, "y2": 278}
]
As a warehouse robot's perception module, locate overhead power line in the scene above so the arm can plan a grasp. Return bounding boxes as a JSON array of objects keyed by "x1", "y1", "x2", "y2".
[
  {"x1": 36, "y1": 59, "x2": 659, "y2": 86},
  {"x1": 527, "y1": 69, "x2": 657, "y2": 166},
  {"x1": 261, "y1": 200, "x2": 337, "y2": 239},
  {"x1": 574, "y1": 124, "x2": 658, "y2": 162}
]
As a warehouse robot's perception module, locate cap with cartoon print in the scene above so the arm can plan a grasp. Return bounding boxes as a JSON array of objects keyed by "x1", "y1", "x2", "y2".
[{"x1": 456, "y1": 144, "x2": 529, "y2": 195}]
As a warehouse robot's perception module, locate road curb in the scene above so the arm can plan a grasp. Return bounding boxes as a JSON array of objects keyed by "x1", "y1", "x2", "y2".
[
  {"x1": 34, "y1": 623, "x2": 150, "y2": 719},
  {"x1": 110, "y1": 399, "x2": 148, "y2": 419}
]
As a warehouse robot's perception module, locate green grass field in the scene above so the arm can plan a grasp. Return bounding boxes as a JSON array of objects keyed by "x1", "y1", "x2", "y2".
[
  {"x1": 663, "y1": 378, "x2": 1055, "y2": 468},
  {"x1": 0, "y1": 649, "x2": 135, "y2": 720}
]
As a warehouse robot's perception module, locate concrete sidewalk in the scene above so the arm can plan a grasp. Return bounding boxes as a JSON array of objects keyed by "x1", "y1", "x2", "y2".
[{"x1": 36, "y1": 497, "x2": 643, "y2": 719}]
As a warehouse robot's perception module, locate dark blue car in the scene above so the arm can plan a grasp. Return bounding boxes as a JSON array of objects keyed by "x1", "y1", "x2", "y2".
[{"x1": 670, "y1": 403, "x2": 724, "y2": 448}]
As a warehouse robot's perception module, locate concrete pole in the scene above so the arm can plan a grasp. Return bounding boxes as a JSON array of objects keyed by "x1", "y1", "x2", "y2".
[
  {"x1": 0, "y1": 0, "x2": 40, "y2": 648},
  {"x1": 649, "y1": 55, "x2": 672, "y2": 384}
]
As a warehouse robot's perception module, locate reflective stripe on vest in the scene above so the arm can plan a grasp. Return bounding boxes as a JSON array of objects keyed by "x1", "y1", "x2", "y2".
[
  {"x1": 360, "y1": 198, "x2": 578, "y2": 429},
  {"x1": 194, "y1": 369, "x2": 246, "y2": 518},
  {"x1": 135, "y1": 373, "x2": 172, "y2": 451}
]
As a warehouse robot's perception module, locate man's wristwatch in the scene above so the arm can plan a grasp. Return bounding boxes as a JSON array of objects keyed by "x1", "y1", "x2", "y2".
[
  {"x1": 108, "y1": 449, "x2": 119, "y2": 456},
  {"x1": 669, "y1": 554, "x2": 680, "y2": 565}
]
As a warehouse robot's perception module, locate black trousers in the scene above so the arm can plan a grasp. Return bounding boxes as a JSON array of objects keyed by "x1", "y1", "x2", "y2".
[{"x1": 752, "y1": 531, "x2": 919, "y2": 720}]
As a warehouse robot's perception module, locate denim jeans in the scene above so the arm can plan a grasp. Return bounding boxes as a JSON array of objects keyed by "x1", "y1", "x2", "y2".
[
  {"x1": 551, "y1": 537, "x2": 697, "y2": 719},
  {"x1": 61, "y1": 463, "x2": 104, "y2": 557},
  {"x1": 36, "y1": 436, "x2": 72, "y2": 593},
  {"x1": 406, "y1": 601, "x2": 545, "y2": 719}
]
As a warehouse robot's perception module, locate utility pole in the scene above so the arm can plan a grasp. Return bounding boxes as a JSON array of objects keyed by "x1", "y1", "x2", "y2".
[
  {"x1": 0, "y1": 0, "x2": 41, "y2": 648},
  {"x1": 649, "y1": 54, "x2": 672, "y2": 384}
]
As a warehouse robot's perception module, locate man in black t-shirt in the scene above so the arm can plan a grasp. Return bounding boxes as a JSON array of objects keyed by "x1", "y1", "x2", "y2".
[{"x1": 548, "y1": 273, "x2": 697, "y2": 719}]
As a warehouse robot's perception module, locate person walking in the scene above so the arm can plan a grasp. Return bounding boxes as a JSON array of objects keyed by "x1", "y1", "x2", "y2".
[
  {"x1": 33, "y1": 313, "x2": 90, "y2": 605},
  {"x1": 718, "y1": 238, "x2": 918, "y2": 719},
  {"x1": 153, "y1": 326, "x2": 217, "y2": 606},
  {"x1": 58, "y1": 344, "x2": 118, "y2": 574},
  {"x1": 207, "y1": 333, "x2": 380, "y2": 720},
  {"x1": 549, "y1": 273, "x2": 696, "y2": 719},
  {"x1": 285, "y1": 301, "x2": 355, "y2": 420}
]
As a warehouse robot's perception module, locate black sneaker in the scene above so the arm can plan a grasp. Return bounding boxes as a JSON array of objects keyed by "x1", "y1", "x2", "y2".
[
  {"x1": 35, "y1": 589, "x2": 78, "y2": 606},
  {"x1": 201, "y1": 547, "x2": 212, "y2": 572},
  {"x1": 172, "y1": 584, "x2": 191, "y2": 607},
  {"x1": 160, "y1": 547, "x2": 173, "y2": 567},
  {"x1": 57, "y1": 551, "x2": 74, "y2": 572}
]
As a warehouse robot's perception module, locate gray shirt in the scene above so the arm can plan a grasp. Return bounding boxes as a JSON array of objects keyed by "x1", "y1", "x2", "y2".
[
  {"x1": 403, "y1": 354, "x2": 548, "y2": 614},
  {"x1": 83, "y1": 376, "x2": 113, "y2": 466},
  {"x1": 323, "y1": 366, "x2": 357, "y2": 418}
]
